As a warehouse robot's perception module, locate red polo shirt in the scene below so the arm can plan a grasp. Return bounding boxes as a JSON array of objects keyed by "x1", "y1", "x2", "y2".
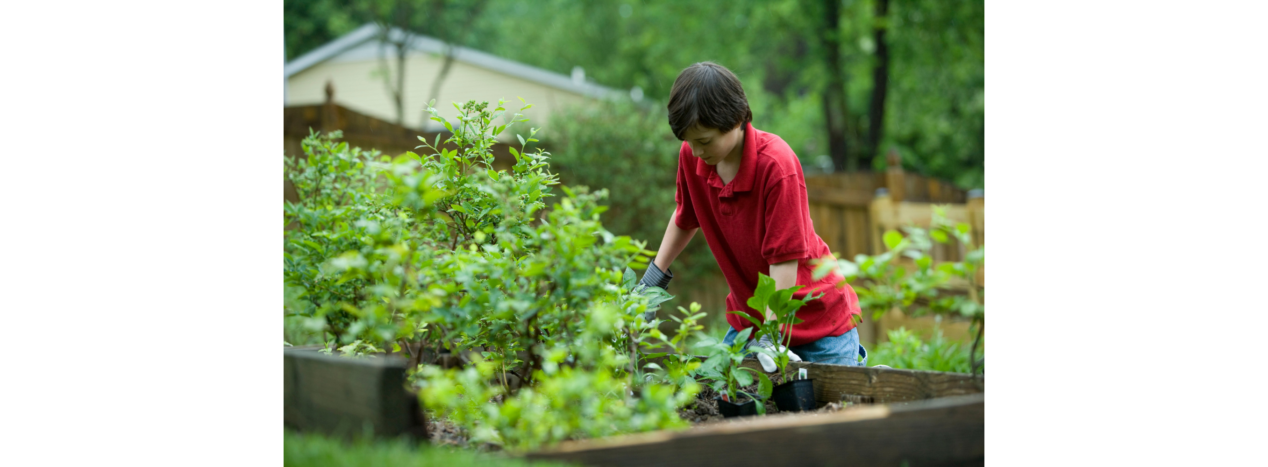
[{"x1": 674, "y1": 122, "x2": 860, "y2": 347}]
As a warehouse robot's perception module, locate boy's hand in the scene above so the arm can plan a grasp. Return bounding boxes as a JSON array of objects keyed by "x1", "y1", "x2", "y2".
[
  {"x1": 752, "y1": 334, "x2": 802, "y2": 373},
  {"x1": 636, "y1": 262, "x2": 673, "y2": 320}
]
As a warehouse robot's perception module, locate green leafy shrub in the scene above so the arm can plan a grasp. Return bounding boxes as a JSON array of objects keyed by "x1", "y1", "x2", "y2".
[
  {"x1": 867, "y1": 327, "x2": 974, "y2": 373},
  {"x1": 284, "y1": 98, "x2": 704, "y2": 451},
  {"x1": 283, "y1": 130, "x2": 394, "y2": 347},
  {"x1": 813, "y1": 206, "x2": 985, "y2": 374}
]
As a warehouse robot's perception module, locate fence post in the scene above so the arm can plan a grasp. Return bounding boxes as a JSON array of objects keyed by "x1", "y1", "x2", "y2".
[
  {"x1": 869, "y1": 188, "x2": 894, "y2": 255},
  {"x1": 967, "y1": 189, "x2": 984, "y2": 248},
  {"x1": 967, "y1": 189, "x2": 985, "y2": 287},
  {"x1": 322, "y1": 80, "x2": 338, "y2": 134},
  {"x1": 885, "y1": 149, "x2": 905, "y2": 203}
]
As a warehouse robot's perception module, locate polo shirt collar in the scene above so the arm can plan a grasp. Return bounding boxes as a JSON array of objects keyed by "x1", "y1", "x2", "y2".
[{"x1": 695, "y1": 122, "x2": 758, "y2": 197}]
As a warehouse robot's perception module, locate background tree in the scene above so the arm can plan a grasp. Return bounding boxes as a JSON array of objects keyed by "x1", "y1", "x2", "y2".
[
  {"x1": 285, "y1": 0, "x2": 984, "y2": 186},
  {"x1": 356, "y1": 0, "x2": 489, "y2": 126}
]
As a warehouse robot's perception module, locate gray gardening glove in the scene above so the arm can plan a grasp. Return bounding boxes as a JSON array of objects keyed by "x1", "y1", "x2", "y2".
[
  {"x1": 752, "y1": 334, "x2": 802, "y2": 373},
  {"x1": 636, "y1": 261, "x2": 673, "y2": 321}
]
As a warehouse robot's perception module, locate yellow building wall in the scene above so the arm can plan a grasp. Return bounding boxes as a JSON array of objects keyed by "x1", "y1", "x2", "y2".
[{"x1": 287, "y1": 52, "x2": 591, "y2": 144}]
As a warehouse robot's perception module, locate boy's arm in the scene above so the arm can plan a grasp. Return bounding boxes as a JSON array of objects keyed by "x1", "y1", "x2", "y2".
[
  {"x1": 651, "y1": 211, "x2": 698, "y2": 272},
  {"x1": 754, "y1": 259, "x2": 803, "y2": 370},
  {"x1": 767, "y1": 259, "x2": 798, "y2": 322},
  {"x1": 637, "y1": 212, "x2": 697, "y2": 320}
]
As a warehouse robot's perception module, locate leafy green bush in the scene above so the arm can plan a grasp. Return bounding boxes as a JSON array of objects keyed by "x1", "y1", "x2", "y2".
[
  {"x1": 284, "y1": 98, "x2": 704, "y2": 451},
  {"x1": 283, "y1": 130, "x2": 393, "y2": 347},
  {"x1": 283, "y1": 429, "x2": 575, "y2": 467},
  {"x1": 867, "y1": 327, "x2": 975, "y2": 374},
  {"x1": 813, "y1": 206, "x2": 985, "y2": 373}
]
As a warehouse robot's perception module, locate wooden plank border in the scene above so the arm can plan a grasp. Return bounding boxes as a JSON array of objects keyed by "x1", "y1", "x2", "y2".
[
  {"x1": 283, "y1": 349, "x2": 427, "y2": 441},
  {"x1": 739, "y1": 360, "x2": 984, "y2": 405},
  {"x1": 527, "y1": 394, "x2": 984, "y2": 467}
]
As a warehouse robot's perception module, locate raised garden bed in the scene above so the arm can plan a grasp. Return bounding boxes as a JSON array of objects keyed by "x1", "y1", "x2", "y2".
[
  {"x1": 283, "y1": 347, "x2": 984, "y2": 465},
  {"x1": 283, "y1": 349, "x2": 426, "y2": 441}
]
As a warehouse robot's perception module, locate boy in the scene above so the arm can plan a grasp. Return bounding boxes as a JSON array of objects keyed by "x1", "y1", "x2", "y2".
[{"x1": 639, "y1": 62, "x2": 867, "y2": 371}]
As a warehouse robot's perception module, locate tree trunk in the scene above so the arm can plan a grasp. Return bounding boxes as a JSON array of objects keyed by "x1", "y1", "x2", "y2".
[
  {"x1": 375, "y1": 32, "x2": 399, "y2": 126},
  {"x1": 818, "y1": 0, "x2": 853, "y2": 172},
  {"x1": 394, "y1": 39, "x2": 407, "y2": 126},
  {"x1": 424, "y1": 44, "x2": 457, "y2": 121},
  {"x1": 865, "y1": 0, "x2": 891, "y2": 171}
]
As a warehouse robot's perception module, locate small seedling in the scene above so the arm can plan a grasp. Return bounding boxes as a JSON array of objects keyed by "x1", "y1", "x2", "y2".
[
  {"x1": 693, "y1": 327, "x2": 772, "y2": 414},
  {"x1": 730, "y1": 273, "x2": 822, "y2": 383}
]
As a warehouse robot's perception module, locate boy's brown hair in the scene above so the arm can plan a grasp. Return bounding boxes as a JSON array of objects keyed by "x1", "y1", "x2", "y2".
[{"x1": 666, "y1": 62, "x2": 753, "y2": 141}]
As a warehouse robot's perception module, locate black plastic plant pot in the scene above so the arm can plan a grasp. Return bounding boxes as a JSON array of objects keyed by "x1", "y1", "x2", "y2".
[
  {"x1": 771, "y1": 379, "x2": 816, "y2": 412},
  {"x1": 715, "y1": 396, "x2": 759, "y2": 418}
]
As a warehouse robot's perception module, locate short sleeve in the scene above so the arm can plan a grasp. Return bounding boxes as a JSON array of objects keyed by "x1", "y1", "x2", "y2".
[
  {"x1": 673, "y1": 147, "x2": 700, "y2": 230},
  {"x1": 761, "y1": 175, "x2": 809, "y2": 264}
]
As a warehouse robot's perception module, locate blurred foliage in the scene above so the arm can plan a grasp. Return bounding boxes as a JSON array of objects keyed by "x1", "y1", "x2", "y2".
[
  {"x1": 813, "y1": 206, "x2": 985, "y2": 374},
  {"x1": 867, "y1": 326, "x2": 975, "y2": 373},
  {"x1": 283, "y1": 429, "x2": 577, "y2": 466},
  {"x1": 285, "y1": 0, "x2": 983, "y2": 188},
  {"x1": 284, "y1": 0, "x2": 360, "y2": 61},
  {"x1": 884, "y1": 0, "x2": 985, "y2": 188}
]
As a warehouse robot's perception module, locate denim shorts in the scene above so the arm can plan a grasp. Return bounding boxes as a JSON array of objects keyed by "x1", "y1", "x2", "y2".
[{"x1": 723, "y1": 326, "x2": 868, "y2": 367}]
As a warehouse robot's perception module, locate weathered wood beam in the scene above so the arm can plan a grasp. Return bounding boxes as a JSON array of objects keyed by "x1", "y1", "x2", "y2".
[
  {"x1": 283, "y1": 349, "x2": 427, "y2": 441},
  {"x1": 739, "y1": 360, "x2": 983, "y2": 404},
  {"x1": 527, "y1": 394, "x2": 984, "y2": 467},
  {"x1": 806, "y1": 184, "x2": 874, "y2": 207}
]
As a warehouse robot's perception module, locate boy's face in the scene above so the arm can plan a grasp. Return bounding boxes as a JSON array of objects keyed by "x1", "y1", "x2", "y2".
[{"x1": 683, "y1": 123, "x2": 744, "y2": 166}]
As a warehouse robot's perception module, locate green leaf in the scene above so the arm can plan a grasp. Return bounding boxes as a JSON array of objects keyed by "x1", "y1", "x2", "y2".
[
  {"x1": 883, "y1": 230, "x2": 903, "y2": 250},
  {"x1": 930, "y1": 229, "x2": 948, "y2": 243},
  {"x1": 916, "y1": 256, "x2": 932, "y2": 269},
  {"x1": 734, "y1": 367, "x2": 754, "y2": 386},
  {"x1": 757, "y1": 372, "x2": 773, "y2": 399},
  {"x1": 517, "y1": 134, "x2": 526, "y2": 146},
  {"x1": 746, "y1": 273, "x2": 778, "y2": 312},
  {"x1": 486, "y1": 169, "x2": 499, "y2": 181},
  {"x1": 727, "y1": 310, "x2": 763, "y2": 327},
  {"x1": 622, "y1": 266, "x2": 637, "y2": 291}
]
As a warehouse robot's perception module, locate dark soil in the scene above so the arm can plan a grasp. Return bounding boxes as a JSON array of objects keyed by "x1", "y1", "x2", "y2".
[
  {"x1": 428, "y1": 373, "x2": 866, "y2": 448},
  {"x1": 426, "y1": 415, "x2": 468, "y2": 447},
  {"x1": 678, "y1": 372, "x2": 865, "y2": 427},
  {"x1": 426, "y1": 414, "x2": 504, "y2": 452}
]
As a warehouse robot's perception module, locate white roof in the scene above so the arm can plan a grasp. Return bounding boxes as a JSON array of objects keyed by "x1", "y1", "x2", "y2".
[{"x1": 285, "y1": 23, "x2": 620, "y2": 99}]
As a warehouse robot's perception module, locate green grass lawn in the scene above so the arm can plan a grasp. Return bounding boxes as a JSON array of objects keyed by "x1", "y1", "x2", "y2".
[{"x1": 284, "y1": 430, "x2": 575, "y2": 467}]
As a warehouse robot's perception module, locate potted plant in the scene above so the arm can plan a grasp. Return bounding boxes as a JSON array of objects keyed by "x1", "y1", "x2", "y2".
[
  {"x1": 732, "y1": 273, "x2": 822, "y2": 412},
  {"x1": 694, "y1": 327, "x2": 772, "y2": 418}
]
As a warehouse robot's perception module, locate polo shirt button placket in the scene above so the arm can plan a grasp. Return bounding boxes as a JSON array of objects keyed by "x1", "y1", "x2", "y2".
[{"x1": 719, "y1": 187, "x2": 735, "y2": 216}]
